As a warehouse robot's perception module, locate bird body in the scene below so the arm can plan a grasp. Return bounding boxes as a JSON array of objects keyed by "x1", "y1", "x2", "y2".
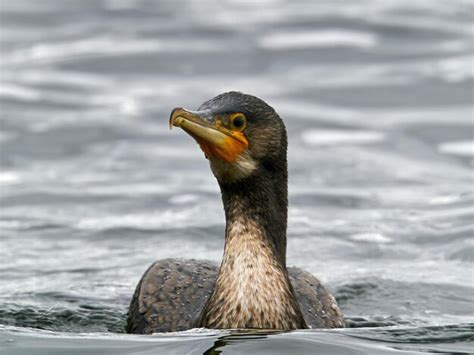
[
  {"x1": 127, "y1": 259, "x2": 343, "y2": 333},
  {"x1": 127, "y1": 92, "x2": 344, "y2": 333}
]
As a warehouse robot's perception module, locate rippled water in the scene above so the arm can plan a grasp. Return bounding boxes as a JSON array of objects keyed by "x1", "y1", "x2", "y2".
[{"x1": 1, "y1": 0, "x2": 473, "y2": 354}]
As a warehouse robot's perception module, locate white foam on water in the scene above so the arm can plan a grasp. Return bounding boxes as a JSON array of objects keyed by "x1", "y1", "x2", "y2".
[
  {"x1": 302, "y1": 129, "x2": 386, "y2": 146},
  {"x1": 0, "y1": 171, "x2": 22, "y2": 185},
  {"x1": 0, "y1": 84, "x2": 41, "y2": 101},
  {"x1": 259, "y1": 29, "x2": 378, "y2": 50},
  {"x1": 349, "y1": 233, "x2": 392, "y2": 244},
  {"x1": 429, "y1": 194, "x2": 463, "y2": 205},
  {"x1": 438, "y1": 140, "x2": 474, "y2": 157},
  {"x1": 169, "y1": 194, "x2": 200, "y2": 205},
  {"x1": 430, "y1": 55, "x2": 474, "y2": 82}
]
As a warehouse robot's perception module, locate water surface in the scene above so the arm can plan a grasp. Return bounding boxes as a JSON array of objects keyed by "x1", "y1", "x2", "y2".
[{"x1": 1, "y1": 0, "x2": 473, "y2": 354}]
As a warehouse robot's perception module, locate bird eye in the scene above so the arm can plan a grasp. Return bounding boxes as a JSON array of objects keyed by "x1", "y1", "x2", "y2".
[{"x1": 230, "y1": 114, "x2": 246, "y2": 131}]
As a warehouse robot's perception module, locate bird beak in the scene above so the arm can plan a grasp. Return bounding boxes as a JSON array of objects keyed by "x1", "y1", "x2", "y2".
[{"x1": 169, "y1": 107, "x2": 248, "y2": 162}]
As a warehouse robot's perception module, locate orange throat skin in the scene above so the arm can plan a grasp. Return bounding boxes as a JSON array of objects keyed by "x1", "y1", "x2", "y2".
[{"x1": 192, "y1": 131, "x2": 248, "y2": 163}]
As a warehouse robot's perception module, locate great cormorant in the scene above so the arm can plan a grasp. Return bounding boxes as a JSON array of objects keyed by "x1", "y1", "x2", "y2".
[{"x1": 127, "y1": 92, "x2": 344, "y2": 333}]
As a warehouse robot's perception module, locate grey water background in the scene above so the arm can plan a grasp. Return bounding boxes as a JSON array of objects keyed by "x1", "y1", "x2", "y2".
[{"x1": 0, "y1": 0, "x2": 473, "y2": 354}]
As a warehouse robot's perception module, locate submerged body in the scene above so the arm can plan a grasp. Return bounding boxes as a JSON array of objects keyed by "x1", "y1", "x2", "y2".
[
  {"x1": 127, "y1": 259, "x2": 343, "y2": 333},
  {"x1": 128, "y1": 92, "x2": 344, "y2": 333}
]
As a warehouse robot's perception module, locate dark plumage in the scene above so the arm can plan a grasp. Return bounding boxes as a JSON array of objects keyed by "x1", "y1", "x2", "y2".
[
  {"x1": 127, "y1": 92, "x2": 344, "y2": 333},
  {"x1": 127, "y1": 259, "x2": 343, "y2": 333}
]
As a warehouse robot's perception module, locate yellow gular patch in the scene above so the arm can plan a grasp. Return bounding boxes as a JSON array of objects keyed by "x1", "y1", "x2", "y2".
[{"x1": 197, "y1": 132, "x2": 248, "y2": 163}]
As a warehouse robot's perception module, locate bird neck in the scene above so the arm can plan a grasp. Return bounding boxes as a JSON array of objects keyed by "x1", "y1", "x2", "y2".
[
  {"x1": 198, "y1": 167, "x2": 307, "y2": 329},
  {"x1": 221, "y1": 167, "x2": 289, "y2": 264}
]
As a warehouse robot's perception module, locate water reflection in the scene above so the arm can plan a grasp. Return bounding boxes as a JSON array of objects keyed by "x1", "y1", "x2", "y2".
[{"x1": 203, "y1": 330, "x2": 280, "y2": 355}]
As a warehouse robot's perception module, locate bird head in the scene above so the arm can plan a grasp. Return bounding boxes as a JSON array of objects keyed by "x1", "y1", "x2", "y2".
[{"x1": 170, "y1": 92, "x2": 287, "y2": 183}]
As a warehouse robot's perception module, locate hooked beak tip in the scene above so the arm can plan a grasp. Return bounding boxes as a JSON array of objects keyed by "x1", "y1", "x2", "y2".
[{"x1": 169, "y1": 107, "x2": 184, "y2": 130}]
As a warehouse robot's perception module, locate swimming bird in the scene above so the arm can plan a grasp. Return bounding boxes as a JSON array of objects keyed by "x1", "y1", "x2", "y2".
[{"x1": 127, "y1": 92, "x2": 344, "y2": 333}]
